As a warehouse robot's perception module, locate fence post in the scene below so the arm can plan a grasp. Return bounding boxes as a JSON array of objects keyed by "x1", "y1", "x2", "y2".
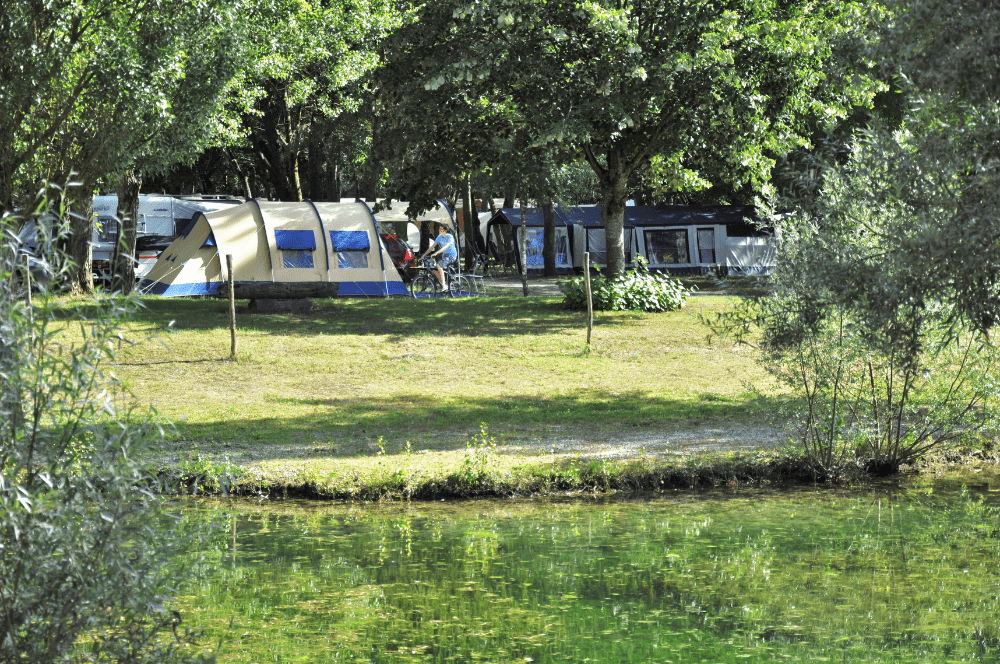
[
  {"x1": 227, "y1": 254, "x2": 237, "y2": 360},
  {"x1": 584, "y1": 251, "x2": 593, "y2": 349},
  {"x1": 23, "y1": 253, "x2": 32, "y2": 312}
]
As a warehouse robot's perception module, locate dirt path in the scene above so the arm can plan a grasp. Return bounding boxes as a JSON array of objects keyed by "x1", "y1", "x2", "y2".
[{"x1": 505, "y1": 424, "x2": 792, "y2": 460}]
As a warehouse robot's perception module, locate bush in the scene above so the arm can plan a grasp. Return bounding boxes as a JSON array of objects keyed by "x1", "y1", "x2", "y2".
[
  {"x1": 1, "y1": 186, "x2": 212, "y2": 663},
  {"x1": 560, "y1": 259, "x2": 689, "y2": 312},
  {"x1": 709, "y1": 115, "x2": 1000, "y2": 476}
]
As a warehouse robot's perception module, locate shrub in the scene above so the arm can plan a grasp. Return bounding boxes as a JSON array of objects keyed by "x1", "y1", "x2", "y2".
[
  {"x1": 560, "y1": 258, "x2": 689, "y2": 312},
  {"x1": 709, "y1": 117, "x2": 1000, "y2": 476},
  {"x1": 1, "y1": 186, "x2": 212, "y2": 663}
]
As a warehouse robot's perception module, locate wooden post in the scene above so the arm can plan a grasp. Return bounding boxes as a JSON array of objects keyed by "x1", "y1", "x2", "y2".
[
  {"x1": 519, "y1": 201, "x2": 529, "y2": 296},
  {"x1": 23, "y1": 253, "x2": 32, "y2": 311},
  {"x1": 227, "y1": 254, "x2": 237, "y2": 360},
  {"x1": 584, "y1": 252, "x2": 593, "y2": 349}
]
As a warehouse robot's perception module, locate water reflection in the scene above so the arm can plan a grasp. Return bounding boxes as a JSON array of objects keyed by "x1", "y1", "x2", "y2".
[{"x1": 175, "y1": 485, "x2": 1000, "y2": 663}]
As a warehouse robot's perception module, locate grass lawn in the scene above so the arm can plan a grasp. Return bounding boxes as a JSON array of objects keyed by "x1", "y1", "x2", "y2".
[
  {"x1": 115, "y1": 294, "x2": 771, "y2": 443},
  {"x1": 88, "y1": 290, "x2": 787, "y2": 495}
]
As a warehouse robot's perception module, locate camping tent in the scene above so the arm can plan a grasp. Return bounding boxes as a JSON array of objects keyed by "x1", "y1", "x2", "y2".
[
  {"x1": 564, "y1": 206, "x2": 635, "y2": 270},
  {"x1": 625, "y1": 205, "x2": 771, "y2": 275},
  {"x1": 369, "y1": 200, "x2": 457, "y2": 252},
  {"x1": 139, "y1": 200, "x2": 408, "y2": 297},
  {"x1": 483, "y1": 208, "x2": 574, "y2": 275}
]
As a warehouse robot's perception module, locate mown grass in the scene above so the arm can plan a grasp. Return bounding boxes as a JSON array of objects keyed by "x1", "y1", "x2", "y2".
[
  {"x1": 113, "y1": 295, "x2": 772, "y2": 442},
  {"x1": 47, "y1": 289, "x2": 798, "y2": 497}
]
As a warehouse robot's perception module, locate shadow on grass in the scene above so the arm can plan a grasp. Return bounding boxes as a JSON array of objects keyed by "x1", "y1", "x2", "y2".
[
  {"x1": 168, "y1": 389, "x2": 777, "y2": 455},
  {"x1": 130, "y1": 296, "x2": 645, "y2": 339}
]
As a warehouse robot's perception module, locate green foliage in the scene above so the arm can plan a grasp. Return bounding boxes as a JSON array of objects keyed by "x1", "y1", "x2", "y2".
[
  {"x1": 0, "y1": 0, "x2": 245, "y2": 205},
  {"x1": 219, "y1": 0, "x2": 403, "y2": 201},
  {"x1": 706, "y1": 0, "x2": 1000, "y2": 476},
  {"x1": 710, "y1": 111, "x2": 1000, "y2": 475},
  {"x1": 458, "y1": 424, "x2": 499, "y2": 488},
  {"x1": 179, "y1": 451, "x2": 244, "y2": 496},
  {"x1": 405, "y1": 0, "x2": 884, "y2": 275},
  {"x1": 0, "y1": 186, "x2": 212, "y2": 663},
  {"x1": 560, "y1": 260, "x2": 689, "y2": 312}
]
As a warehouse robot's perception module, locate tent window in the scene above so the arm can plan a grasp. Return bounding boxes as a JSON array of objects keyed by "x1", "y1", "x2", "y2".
[
  {"x1": 330, "y1": 230, "x2": 370, "y2": 269},
  {"x1": 202, "y1": 232, "x2": 216, "y2": 248},
  {"x1": 275, "y1": 230, "x2": 317, "y2": 269},
  {"x1": 645, "y1": 229, "x2": 690, "y2": 264},
  {"x1": 337, "y1": 251, "x2": 368, "y2": 269},
  {"x1": 283, "y1": 250, "x2": 314, "y2": 268},
  {"x1": 524, "y1": 228, "x2": 544, "y2": 268},
  {"x1": 697, "y1": 228, "x2": 716, "y2": 264}
]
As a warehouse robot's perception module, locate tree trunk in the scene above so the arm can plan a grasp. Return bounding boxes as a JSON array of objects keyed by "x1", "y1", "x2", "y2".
[
  {"x1": 112, "y1": 169, "x2": 141, "y2": 294},
  {"x1": 227, "y1": 148, "x2": 253, "y2": 199},
  {"x1": 66, "y1": 188, "x2": 94, "y2": 295},
  {"x1": 599, "y1": 154, "x2": 629, "y2": 278},
  {"x1": 329, "y1": 162, "x2": 341, "y2": 201},
  {"x1": 364, "y1": 116, "x2": 382, "y2": 202},
  {"x1": 308, "y1": 139, "x2": 324, "y2": 201},
  {"x1": 419, "y1": 220, "x2": 431, "y2": 254},
  {"x1": 462, "y1": 173, "x2": 475, "y2": 270},
  {"x1": 291, "y1": 148, "x2": 303, "y2": 202},
  {"x1": 228, "y1": 282, "x2": 340, "y2": 299},
  {"x1": 542, "y1": 199, "x2": 556, "y2": 277},
  {"x1": 503, "y1": 186, "x2": 516, "y2": 209}
]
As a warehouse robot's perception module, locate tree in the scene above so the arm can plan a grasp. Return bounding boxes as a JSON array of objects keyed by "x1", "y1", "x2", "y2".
[
  {"x1": 709, "y1": 0, "x2": 1000, "y2": 475},
  {"x1": 0, "y1": 0, "x2": 246, "y2": 293},
  {"x1": 418, "y1": 0, "x2": 882, "y2": 277},
  {"x1": 220, "y1": 0, "x2": 402, "y2": 203},
  {"x1": 1, "y1": 187, "x2": 212, "y2": 663}
]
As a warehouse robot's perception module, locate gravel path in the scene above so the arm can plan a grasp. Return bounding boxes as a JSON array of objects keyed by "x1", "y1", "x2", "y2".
[{"x1": 505, "y1": 424, "x2": 792, "y2": 460}]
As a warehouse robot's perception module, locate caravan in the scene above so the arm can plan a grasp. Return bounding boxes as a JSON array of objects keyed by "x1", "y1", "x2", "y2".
[{"x1": 91, "y1": 194, "x2": 242, "y2": 284}]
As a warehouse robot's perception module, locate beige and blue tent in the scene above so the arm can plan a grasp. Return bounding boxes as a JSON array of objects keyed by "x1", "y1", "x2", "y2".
[{"x1": 139, "y1": 200, "x2": 408, "y2": 297}]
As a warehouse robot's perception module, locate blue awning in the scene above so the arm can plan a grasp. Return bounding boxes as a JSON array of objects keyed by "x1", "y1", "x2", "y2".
[
  {"x1": 329, "y1": 230, "x2": 370, "y2": 251},
  {"x1": 275, "y1": 229, "x2": 317, "y2": 250}
]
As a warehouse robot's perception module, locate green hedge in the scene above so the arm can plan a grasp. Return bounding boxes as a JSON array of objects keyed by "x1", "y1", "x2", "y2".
[{"x1": 560, "y1": 260, "x2": 689, "y2": 312}]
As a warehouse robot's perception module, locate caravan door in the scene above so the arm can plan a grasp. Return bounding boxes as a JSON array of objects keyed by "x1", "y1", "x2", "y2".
[{"x1": 138, "y1": 197, "x2": 177, "y2": 237}]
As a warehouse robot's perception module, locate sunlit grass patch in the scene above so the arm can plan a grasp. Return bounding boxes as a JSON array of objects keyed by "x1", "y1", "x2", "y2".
[{"x1": 34, "y1": 293, "x2": 794, "y2": 491}]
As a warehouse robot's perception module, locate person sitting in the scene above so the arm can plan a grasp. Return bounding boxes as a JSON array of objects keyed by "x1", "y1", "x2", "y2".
[{"x1": 419, "y1": 223, "x2": 458, "y2": 288}]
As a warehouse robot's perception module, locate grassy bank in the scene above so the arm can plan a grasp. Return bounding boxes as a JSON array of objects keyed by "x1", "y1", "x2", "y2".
[
  {"x1": 56, "y1": 289, "x2": 804, "y2": 497},
  {"x1": 44, "y1": 286, "x2": 993, "y2": 500},
  {"x1": 109, "y1": 292, "x2": 778, "y2": 456},
  {"x1": 164, "y1": 446, "x2": 826, "y2": 500}
]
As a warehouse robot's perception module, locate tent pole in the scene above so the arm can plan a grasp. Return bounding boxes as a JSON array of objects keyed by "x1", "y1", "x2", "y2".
[{"x1": 306, "y1": 200, "x2": 332, "y2": 282}]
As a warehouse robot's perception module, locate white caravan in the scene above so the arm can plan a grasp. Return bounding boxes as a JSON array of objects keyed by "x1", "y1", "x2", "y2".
[{"x1": 91, "y1": 194, "x2": 241, "y2": 284}]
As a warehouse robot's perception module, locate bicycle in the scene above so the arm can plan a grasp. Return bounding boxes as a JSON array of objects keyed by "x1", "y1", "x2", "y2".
[
  {"x1": 409, "y1": 258, "x2": 444, "y2": 297},
  {"x1": 410, "y1": 257, "x2": 476, "y2": 298}
]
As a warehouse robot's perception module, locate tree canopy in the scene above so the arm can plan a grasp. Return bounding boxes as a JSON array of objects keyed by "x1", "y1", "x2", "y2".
[{"x1": 408, "y1": 0, "x2": 882, "y2": 276}]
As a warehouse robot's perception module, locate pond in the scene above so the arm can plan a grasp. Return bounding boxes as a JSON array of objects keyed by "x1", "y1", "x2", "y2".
[{"x1": 175, "y1": 481, "x2": 1000, "y2": 663}]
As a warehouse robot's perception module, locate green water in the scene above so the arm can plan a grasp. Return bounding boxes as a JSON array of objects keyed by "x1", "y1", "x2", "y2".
[{"x1": 176, "y1": 483, "x2": 1000, "y2": 663}]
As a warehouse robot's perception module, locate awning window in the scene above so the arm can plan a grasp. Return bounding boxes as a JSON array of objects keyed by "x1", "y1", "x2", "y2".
[
  {"x1": 329, "y1": 230, "x2": 370, "y2": 251},
  {"x1": 275, "y1": 229, "x2": 317, "y2": 251}
]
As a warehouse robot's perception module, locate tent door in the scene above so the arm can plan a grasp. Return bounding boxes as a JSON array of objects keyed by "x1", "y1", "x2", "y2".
[{"x1": 697, "y1": 228, "x2": 716, "y2": 264}]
